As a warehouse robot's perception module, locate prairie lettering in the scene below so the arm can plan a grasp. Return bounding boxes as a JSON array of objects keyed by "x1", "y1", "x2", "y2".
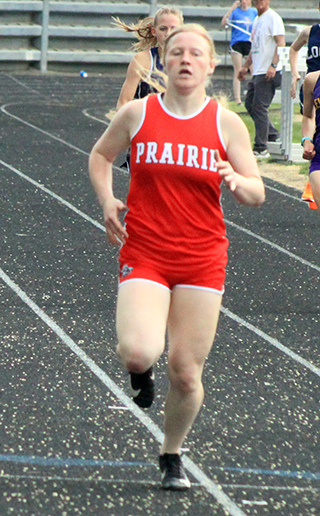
[{"x1": 135, "y1": 141, "x2": 218, "y2": 172}]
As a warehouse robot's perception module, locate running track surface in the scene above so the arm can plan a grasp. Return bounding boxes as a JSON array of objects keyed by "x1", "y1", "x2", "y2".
[{"x1": 1, "y1": 72, "x2": 320, "y2": 516}]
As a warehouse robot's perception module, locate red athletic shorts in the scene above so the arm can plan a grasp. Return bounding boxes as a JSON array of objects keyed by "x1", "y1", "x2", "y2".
[{"x1": 118, "y1": 255, "x2": 226, "y2": 294}]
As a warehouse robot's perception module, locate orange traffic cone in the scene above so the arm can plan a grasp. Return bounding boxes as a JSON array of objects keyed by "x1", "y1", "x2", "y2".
[{"x1": 301, "y1": 182, "x2": 314, "y2": 202}]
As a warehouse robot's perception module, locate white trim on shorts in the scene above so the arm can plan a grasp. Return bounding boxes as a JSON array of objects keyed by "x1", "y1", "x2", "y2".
[
  {"x1": 175, "y1": 284, "x2": 224, "y2": 295},
  {"x1": 118, "y1": 277, "x2": 224, "y2": 295},
  {"x1": 118, "y1": 277, "x2": 170, "y2": 291}
]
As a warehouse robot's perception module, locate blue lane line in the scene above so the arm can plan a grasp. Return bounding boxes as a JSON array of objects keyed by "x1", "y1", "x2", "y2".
[
  {"x1": 1, "y1": 455, "x2": 319, "y2": 481},
  {"x1": 0, "y1": 454, "x2": 156, "y2": 468},
  {"x1": 220, "y1": 466, "x2": 320, "y2": 481}
]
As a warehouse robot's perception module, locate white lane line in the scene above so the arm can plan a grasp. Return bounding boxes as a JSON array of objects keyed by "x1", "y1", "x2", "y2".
[
  {"x1": 2, "y1": 157, "x2": 320, "y2": 378},
  {"x1": 0, "y1": 103, "x2": 126, "y2": 175},
  {"x1": 0, "y1": 267, "x2": 247, "y2": 516},
  {"x1": 4, "y1": 74, "x2": 53, "y2": 98},
  {"x1": 221, "y1": 306, "x2": 320, "y2": 378},
  {"x1": 82, "y1": 108, "x2": 109, "y2": 126},
  {"x1": 1, "y1": 103, "x2": 89, "y2": 156},
  {"x1": 225, "y1": 219, "x2": 320, "y2": 274},
  {"x1": 0, "y1": 159, "x2": 105, "y2": 232},
  {"x1": 223, "y1": 484, "x2": 320, "y2": 492},
  {"x1": 263, "y1": 183, "x2": 304, "y2": 201}
]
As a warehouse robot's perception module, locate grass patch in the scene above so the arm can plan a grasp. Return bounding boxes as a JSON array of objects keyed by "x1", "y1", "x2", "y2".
[
  {"x1": 299, "y1": 161, "x2": 310, "y2": 176},
  {"x1": 228, "y1": 101, "x2": 303, "y2": 144},
  {"x1": 227, "y1": 100, "x2": 308, "y2": 174}
]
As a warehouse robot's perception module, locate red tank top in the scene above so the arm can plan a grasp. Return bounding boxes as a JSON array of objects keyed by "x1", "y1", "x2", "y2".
[{"x1": 120, "y1": 93, "x2": 228, "y2": 268}]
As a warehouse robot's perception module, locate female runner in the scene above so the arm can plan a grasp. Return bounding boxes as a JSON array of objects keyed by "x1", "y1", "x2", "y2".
[
  {"x1": 115, "y1": 7, "x2": 183, "y2": 110},
  {"x1": 90, "y1": 23, "x2": 265, "y2": 490}
]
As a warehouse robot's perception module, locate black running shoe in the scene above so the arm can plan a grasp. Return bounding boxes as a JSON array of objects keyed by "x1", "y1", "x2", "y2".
[
  {"x1": 129, "y1": 367, "x2": 155, "y2": 408},
  {"x1": 159, "y1": 453, "x2": 191, "y2": 490}
]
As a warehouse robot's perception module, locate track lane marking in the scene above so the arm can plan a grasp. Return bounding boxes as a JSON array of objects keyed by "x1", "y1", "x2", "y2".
[{"x1": 0, "y1": 266, "x2": 247, "y2": 516}]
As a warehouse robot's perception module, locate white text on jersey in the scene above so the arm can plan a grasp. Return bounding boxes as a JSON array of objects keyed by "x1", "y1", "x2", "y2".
[{"x1": 135, "y1": 142, "x2": 218, "y2": 172}]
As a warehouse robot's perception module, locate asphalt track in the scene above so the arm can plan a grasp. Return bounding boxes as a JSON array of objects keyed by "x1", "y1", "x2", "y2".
[{"x1": 0, "y1": 72, "x2": 320, "y2": 516}]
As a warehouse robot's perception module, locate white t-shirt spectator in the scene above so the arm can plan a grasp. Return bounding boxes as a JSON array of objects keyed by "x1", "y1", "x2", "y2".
[{"x1": 251, "y1": 8, "x2": 285, "y2": 75}]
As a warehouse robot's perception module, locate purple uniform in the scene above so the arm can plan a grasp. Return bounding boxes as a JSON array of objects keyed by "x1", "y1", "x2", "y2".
[{"x1": 310, "y1": 74, "x2": 320, "y2": 174}]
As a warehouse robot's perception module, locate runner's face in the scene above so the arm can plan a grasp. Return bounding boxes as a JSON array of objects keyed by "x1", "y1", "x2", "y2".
[
  {"x1": 152, "y1": 14, "x2": 182, "y2": 47},
  {"x1": 165, "y1": 32, "x2": 215, "y2": 89}
]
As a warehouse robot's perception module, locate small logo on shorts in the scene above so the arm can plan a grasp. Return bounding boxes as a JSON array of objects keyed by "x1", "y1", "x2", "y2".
[{"x1": 121, "y1": 264, "x2": 134, "y2": 278}]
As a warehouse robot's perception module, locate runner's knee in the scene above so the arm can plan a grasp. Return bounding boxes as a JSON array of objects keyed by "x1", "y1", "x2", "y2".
[
  {"x1": 116, "y1": 338, "x2": 162, "y2": 373},
  {"x1": 167, "y1": 359, "x2": 203, "y2": 395}
]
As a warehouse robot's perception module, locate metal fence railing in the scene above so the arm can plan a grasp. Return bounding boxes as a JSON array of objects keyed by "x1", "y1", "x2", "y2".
[
  {"x1": 0, "y1": 2, "x2": 316, "y2": 74},
  {"x1": 268, "y1": 46, "x2": 307, "y2": 163}
]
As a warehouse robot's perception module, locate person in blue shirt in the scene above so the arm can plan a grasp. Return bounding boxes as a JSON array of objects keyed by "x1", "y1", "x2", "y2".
[{"x1": 221, "y1": 0, "x2": 257, "y2": 104}]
